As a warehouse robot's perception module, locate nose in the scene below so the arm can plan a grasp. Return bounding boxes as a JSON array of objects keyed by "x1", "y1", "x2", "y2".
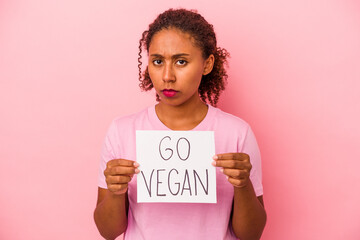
[{"x1": 162, "y1": 63, "x2": 175, "y2": 83}]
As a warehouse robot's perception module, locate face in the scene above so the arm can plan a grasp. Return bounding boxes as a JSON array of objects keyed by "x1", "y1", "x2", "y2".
[{"x1": 148, "y1": 28, "x2": 214, "y2": 107}]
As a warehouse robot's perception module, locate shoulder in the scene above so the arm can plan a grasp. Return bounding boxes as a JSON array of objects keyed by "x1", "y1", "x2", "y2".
[
  {"x1": 211, "y1": 106, "x2": 250, "y2": 132},
  {"x1": 111, "y1": 107, "x2": 149, "y2": 127},
  {"x1": 105, "y1": 106, "x2": 151, "y2": 136}
]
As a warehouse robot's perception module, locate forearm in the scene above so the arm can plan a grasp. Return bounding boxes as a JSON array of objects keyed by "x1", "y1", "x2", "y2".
[
  {"x1": 231, "y1": 182, "x2": 267, "y2": 240},
  {"x1": 94, "y1": 191, "x2": 128, "y2": 240}
]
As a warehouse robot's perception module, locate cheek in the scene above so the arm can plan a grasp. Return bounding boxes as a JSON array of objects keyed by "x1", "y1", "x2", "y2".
[
  {"x1": 147, "y1": 67, "x2": 158, "y2": 84},
  {"x1": 183, "y1": 65, "x2": 204, "y2": 83}
]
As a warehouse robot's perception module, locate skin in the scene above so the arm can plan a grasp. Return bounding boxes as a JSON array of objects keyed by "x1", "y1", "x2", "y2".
[
  {"x1": 148, "y1": 28, "x2": 214, "y2": 130},
  {"x1": 94, "y1": 28, "x2": 266, "y2": 240}
]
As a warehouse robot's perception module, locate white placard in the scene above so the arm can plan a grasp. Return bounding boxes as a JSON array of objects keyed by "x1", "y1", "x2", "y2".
[{"x1": 136, "y1": 131, "x2": 216, "y2": 203}]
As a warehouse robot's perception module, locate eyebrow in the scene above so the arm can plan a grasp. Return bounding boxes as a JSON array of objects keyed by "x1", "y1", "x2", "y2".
[{"x1": 150, "y1": 53, "x2": 190, "y2": 59}]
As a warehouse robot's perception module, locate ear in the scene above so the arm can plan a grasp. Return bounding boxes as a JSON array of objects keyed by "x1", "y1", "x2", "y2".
[{"x1": 203, "y1": 54, "x2": 215, "y2": 75}]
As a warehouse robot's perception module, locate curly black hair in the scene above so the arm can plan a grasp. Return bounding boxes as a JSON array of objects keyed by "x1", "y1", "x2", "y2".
[{"x1": 138, "y1": 8, "x2": 230, "y2": 106}]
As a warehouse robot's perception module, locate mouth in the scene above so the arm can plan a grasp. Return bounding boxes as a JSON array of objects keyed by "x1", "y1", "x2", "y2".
[{"x1": 162, "y1": 89, "x2": 178, "y2": 97}]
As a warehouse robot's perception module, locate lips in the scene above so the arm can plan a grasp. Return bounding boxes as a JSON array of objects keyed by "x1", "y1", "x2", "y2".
[{"x1": 162, "y1": 89, "x2": 178, "y2": 97}]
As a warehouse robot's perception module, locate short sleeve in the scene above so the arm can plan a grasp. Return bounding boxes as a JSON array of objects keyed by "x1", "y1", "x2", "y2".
[
  {"x1": 97, "y1": 120, "x2": 117, "y2": 189},
  {"x1": 240, "y1": 126, "x2": 263, "y2": 196}
]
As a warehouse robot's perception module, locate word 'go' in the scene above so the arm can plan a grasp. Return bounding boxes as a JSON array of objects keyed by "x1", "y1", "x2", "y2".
[{"x1": 159, "y1": 136, "x2": 191, "y2": 161}]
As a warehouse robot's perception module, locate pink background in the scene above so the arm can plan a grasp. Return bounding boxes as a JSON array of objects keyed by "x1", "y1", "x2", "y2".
[{"x1": 1, "y1": 0, "x2": 359, "y2": 239}]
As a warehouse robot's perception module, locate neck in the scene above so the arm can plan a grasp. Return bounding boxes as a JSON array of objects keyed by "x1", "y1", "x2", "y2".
[{"x1": 155, "y1": 96, "x2": 208, "y2": 130}]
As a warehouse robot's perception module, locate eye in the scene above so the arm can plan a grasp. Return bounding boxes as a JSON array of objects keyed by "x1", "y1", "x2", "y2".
[
  {"x1": 176, "y1": 60, "x2": 187, "y2": 66},
  {"x1": 153, "y1": 59, "x2": 162, "y2": 65}
]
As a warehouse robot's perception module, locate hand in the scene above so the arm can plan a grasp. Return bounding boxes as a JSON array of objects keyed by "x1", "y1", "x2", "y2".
[
  {"x1": 212, "y1": 153, "x2": 252, "y2": 188},
  {"x1": 104, "y1": 159, "x2": 140, "y2": 195}
]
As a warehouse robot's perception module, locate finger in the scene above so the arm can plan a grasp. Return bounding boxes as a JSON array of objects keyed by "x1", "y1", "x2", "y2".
[
  {"x1": 106, "y1": 175, "x2": 132, "y2": 185},
  {"x1": 213, "y1": 153, "x2": 249, "y2": 161},
  {"x1": 107, "y1": 159, "x2": 139, "y2": 168},
  {"x1": 108, "y1": 183, "x2": 128, "y2": 194},
  {"x1": 227, "y1": 177, "x2": 249, "y2": 188},
  {"x1": 104, "y1": 166, "x2": 140, "y2": 176},
  {"x1": 221, "y1": 168, "x2": 250, "y2": 179},
  {"x1": 213, "y1": 160, "x2": 251, "y2": 170}
]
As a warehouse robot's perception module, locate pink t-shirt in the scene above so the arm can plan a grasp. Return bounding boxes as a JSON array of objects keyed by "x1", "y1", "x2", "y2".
[{"x1": 98, "y1": 105, "x2": 263, "y2": 240}]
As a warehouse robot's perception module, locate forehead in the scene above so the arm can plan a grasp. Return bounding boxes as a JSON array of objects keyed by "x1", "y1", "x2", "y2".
[{"x1": 148, "y1": 28, "x2": 202, "y2": 55}]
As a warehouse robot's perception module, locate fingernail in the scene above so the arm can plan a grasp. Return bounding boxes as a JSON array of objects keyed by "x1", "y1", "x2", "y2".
[
  {"x1": 135, "y1": 169, "x2": 140, "y2": 174},
  {"x1": 211, "y1": 161, "x2": 216, "y2": 166},
  {"x1": 213, "y1": 155, "x2": 218, "y2": 160},
  {"x1": 133, "y1": 162, "x2": 140, "y2": 167},
  {"x1": 220, "y1": 168, "x2": 224, "y2": 173}
]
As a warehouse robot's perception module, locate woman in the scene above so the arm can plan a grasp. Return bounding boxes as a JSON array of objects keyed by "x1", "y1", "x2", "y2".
[{"x1": 94, "y1": 8, "x2": 266, "y2": 240}]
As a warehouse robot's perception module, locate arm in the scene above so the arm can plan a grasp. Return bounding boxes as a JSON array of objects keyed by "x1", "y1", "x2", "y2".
[
  {"x1": 231, "y1": 183, "x2": 266, "y2": 240},
  {"x1": 213, "y1": 153, "x2": 266, "y2": 240},
  {"x1": 94, "y1": 188, "x2": 128, "y2": 240},
  {"x1": 94, "y1": 159, "x2": 139, "y2": 240}
]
